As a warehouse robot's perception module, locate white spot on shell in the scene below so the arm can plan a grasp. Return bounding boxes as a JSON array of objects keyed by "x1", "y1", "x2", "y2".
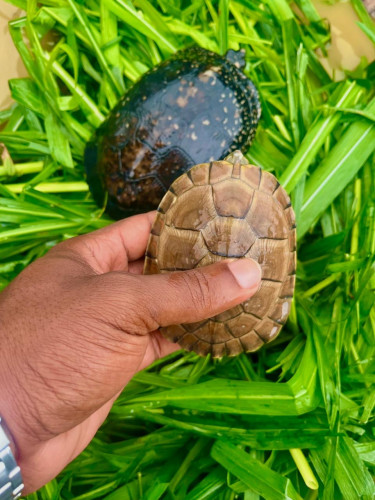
[
  {"x1": 191, "y1": 132, "x2": 198, "y2": 140},
  {"x1": 202, "y1": 119, "x2": 210, "y2": 126},
  {"x1": 281, "y1": 301, "x2": 290, "y2": 320},
  {"x1": 177, "y1": 96, "x2": 188, "y2": 107}
]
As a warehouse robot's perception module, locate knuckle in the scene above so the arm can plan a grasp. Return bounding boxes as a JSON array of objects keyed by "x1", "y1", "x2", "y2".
[
  {"x1": 181, "y1": 269, "x2": 213, "y2": 314},
  {"x1": 89, "y1": 272, "x2": 157, "y2": 334}
]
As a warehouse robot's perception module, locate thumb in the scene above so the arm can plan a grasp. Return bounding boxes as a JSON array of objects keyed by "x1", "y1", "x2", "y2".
[{"x1": 132, "y1": 258, "x2": 262, "y2": 330}]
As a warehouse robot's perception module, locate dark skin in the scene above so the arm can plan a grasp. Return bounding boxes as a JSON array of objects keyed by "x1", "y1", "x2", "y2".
[{"x1": 0, "y1": 211, "x2": 261, "y2": 493}]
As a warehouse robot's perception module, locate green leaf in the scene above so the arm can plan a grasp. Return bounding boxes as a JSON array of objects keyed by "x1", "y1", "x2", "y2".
[
  {"x1": 103, "y1": 0, "x2": 177, "y2": 53},
  {"x1": 218, "y1": 0, "x2": 229, "y2": 54},
  {"x1": 357, "y1": 21, "x2": 375, "y2": 44},
  {"x1": 299, "y1": 98, "x2": 375, "y2": 237},
  {"x1": 44, "y1": 113, "x2": 74, "y2": 169},
  {"x1": 211, "y1": 440, "x2": 302, "y2": 500},
  {"x1": 8, "y1": 78, "x2": 45, "y2": 115}
]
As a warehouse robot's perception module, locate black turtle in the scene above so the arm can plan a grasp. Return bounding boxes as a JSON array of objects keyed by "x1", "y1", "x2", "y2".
[{"x1": 84, "y1": 46, "x2": 261, "y2": 218}]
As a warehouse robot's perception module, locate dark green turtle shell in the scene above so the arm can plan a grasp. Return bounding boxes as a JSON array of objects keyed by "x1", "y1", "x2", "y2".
[{"x1": 84, "y1": 46, "x2": 261, "y2": 219}]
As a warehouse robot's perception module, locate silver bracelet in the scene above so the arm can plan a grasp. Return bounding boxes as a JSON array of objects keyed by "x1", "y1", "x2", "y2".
[{"x1": 0, "y1": 419, "x2": 23, "y2": 500}]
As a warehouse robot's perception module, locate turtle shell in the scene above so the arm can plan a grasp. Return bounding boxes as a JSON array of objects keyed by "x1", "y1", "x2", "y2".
[
  {"x1": 144, "y1": 151, "x2": 296, "y2": 358},
  {"x1": 84, "y1": 47, "x2": 261, "y2": 219}
]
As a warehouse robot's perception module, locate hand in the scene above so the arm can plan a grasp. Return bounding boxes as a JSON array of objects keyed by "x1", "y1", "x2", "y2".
[{"x1": 0, "y1": 211, "x2": 261, "y2": 493}]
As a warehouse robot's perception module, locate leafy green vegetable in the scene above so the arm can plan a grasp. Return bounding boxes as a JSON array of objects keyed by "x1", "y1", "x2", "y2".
[{"x1": 0, "y1": 0, "x2": 374, "y2": 498}]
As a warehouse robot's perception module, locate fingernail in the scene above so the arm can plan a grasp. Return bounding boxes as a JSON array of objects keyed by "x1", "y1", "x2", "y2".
[{"x1": 227, "y1": 258, "x2": 262, "y2": 289}]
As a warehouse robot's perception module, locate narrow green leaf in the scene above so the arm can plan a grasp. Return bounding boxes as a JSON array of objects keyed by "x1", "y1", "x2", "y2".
[
  {"x1": 185, "y1": 467, "x2": 226, "y2": 500},
  {"x1": 218, "y1": 0, "x2": 229, "y2": 54},
  {"x1": 357, "y1": 21, "x2": 375, "y2": 44},
  {"x1": 211, "y1": 440, "x2": 302, "y2": 500},
  {"x1": 280, "y1": 82, "x2": 362, "y2": 192},
  {"x1": 104, "y1": 0, "x2": 177, "y2": 53},
  {"x1": 282, "y1": 19, "x2": 300, "y2": 147},
  {"x1": 8, "y1": 78, "x2": 44, "y2": 115},
  {"x1": 299, "y1": 98, "x2": 375, "y2": 237},
  {"x1": 44, "y1": 113, "x2": 74, "y2": 169}
]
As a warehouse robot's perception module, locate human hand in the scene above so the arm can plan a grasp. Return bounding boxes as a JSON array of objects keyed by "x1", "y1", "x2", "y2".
[{"x1": 0, "y1": 211, "x2": 261, "y2": 493}]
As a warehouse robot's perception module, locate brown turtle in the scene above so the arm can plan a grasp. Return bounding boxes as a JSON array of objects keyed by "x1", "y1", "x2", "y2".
[{"x1": 144, "y1": 151, "x2": 296, "y2": 357}]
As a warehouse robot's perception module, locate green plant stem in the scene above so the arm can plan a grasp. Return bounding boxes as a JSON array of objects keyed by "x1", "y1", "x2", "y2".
[
  {"x1": 0, "y1": 161, "x2": 44, "y2": 177},
  {"x1": 302, "y1": 274, "x2": 340, "y2": 298},
  {"x1": 4, "y1": 181, "x2": 89, "y2": 194},
  {"x1": 289, "y1": 449, "x2": 318, "y2": 490},
  {"x1": 169, "y1": 438, "x2": 208, "y2": 493}
]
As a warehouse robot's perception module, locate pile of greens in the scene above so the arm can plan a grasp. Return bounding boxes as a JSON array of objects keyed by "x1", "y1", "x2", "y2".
[{"x1": 1, "y1": 0, "x2": 374, "y2": 498}]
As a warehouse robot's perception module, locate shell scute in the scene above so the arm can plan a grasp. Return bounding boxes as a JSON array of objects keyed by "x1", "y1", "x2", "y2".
[
  {"x1": 240, "y1": 164, "x2": 261, "y2": 189},
  {"x1": 213, "y1": 304, "x2": 243, "y2": 322},
  {"x1": 209, "y1": 161, "x2": 233, "y2": 183},
  {"x1": 274, "y1": 185, "x2": 291, "y2": 209},
  {"x1": 242, "y1": 280, "x2": 281, "y2": 318},
  {"x1": 183, "y1": 320, "x2": 209, "y2": 333},
  {"x1": 226, "y1": 313, "x2": 259, "y2": 338},
  {"x1": 165, "y1": 185, "x2": 216, "y2": 230},
  {"x1": 259, "y1": 170, "x2": 279, "y2": 194},
  {"x1": 188, "y1": 163, "x2": 210, "y2": 185},
  {"x1": 246, "y1": 238, "x2": 289, "y2": 282},
  {"x1": 202, "y1": 218, "x2": 256, "y2": 257},
  {"x1": 170, "y1": 173, "x2": 194, "y2": 196},
  {"x1": 287, "y1": 252, "x2": 297, "y2": 275},
  {"x1": 179, "y1": 332, "x2": 199, "y2": 350},
  {"x1": 284, "y1": 206, "x2": 296, "y2": 228},
  {"x1": 280, "y1": 275, "x2": 296, "y2": 298},
  {"x1": 158, "y1": 226, "x2": 208, "y2": 270},
  {"x1": 195, "y1": 321, "x2": 233, "y2": 344},
  {"x1": 151, "y1": 213, "x2": 165, "y2": 236},
  {"x1": 269, "y1": 299, "x2": 292, "y2": 325},
  {"x1": 255, "y1": 318, "x2": 281, "y2": 342},
  {"x1": 158, "y1": 190, "x2": 176, "y2": 214},
  {"x1": 194, "y1": 340, "x2": 212, "y2": 356},
  {"x1": 289, "y1": 228, "x2": 297, "y2": 251},
  {"x1": 225, "y1": 338, "x2": 243, "y2": 356},
  {"x1": 146, "y1": 235, "x2": 159, "y2": 258},
  {"x1": 211, "y1": 343, "x2": 227, "y2": 358},
  {"x1": 213, "y1": 180, "x2": 254, "y2": 218},
  {"x1": 144, "y1": 256, "x2": 158, "y2": 273},
  {"x1": 239, "y1": 331, "x2": 264, "y2": 352},
  {"x1": 246, "y1": 191, "x2": 288, "y2": 239},
  {"x1": 163, "y1": 324, "x2": 187, "y2": 343}
]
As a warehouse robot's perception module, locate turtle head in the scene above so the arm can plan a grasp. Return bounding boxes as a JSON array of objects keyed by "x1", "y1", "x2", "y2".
[
  {"x1": 225, "y1": 49, "x2": 246, "y2": 69},
  {"x1": 224, "y1": 150, "x2": 249, "y2": 165}
]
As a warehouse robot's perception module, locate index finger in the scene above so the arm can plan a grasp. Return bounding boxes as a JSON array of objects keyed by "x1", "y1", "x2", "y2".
[{"x1": 62, "y1": 211, "x2": 156, "y2": 273}]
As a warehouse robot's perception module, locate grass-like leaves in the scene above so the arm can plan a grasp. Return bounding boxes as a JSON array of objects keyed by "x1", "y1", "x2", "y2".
[{"x1": 0, "y1": 0, "x2": 374, "y2": 498}]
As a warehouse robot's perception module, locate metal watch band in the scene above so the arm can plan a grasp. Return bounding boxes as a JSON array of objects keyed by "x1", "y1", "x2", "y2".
[{"x1": 0, "y1": 420, "x2": 23, "y2": 500}]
